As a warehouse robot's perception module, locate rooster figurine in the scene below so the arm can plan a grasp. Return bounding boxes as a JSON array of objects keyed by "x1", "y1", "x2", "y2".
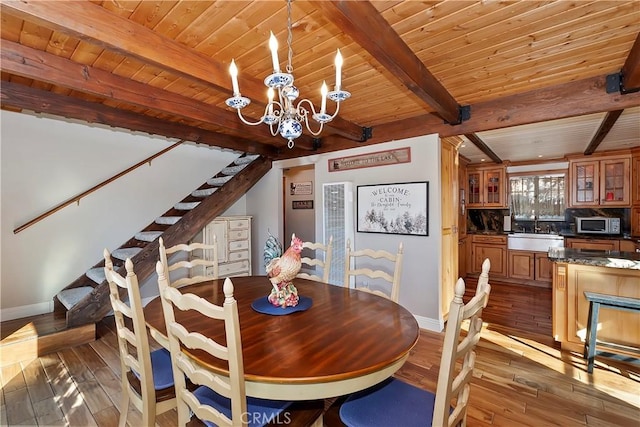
[{"x1": 264, "y1": 233, "x2": 303, "y2": 307}]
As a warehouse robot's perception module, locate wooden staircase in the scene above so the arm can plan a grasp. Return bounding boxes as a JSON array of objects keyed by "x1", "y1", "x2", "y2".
[{"x1": 54, "y1": 154, "x2": 272, "y2": 328}]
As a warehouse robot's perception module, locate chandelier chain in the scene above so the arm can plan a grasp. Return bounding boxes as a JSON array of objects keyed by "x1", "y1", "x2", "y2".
[{"x1": 286, "y1": 0, "x2": 293, "y2": 74}]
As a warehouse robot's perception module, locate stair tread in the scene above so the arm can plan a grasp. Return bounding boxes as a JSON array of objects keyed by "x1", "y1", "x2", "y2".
[
  {"x1": 207, "y1": 176, "x2": 232, "y2": 186},
  {"x1": 155, "y1": 216, "x2": 181, "y2": 225},
  {"x1": 192, "y1": 187, "x2": 218, "y2": 197},
  {"x1": 57, "y1": 286, "x2": 94, "y2": 310},
  {"x1": 111, "y1": 247, "x2": 142, "y2": 260},
  {"x1": 233, "y1": 154, "x2": 259, "y2": 165},
  {"x1": 135, "y1": 231, "x2": 163, "y2": 242},
  {"x1": 86, "y1": 267, "x2": 106, "y2": 284},
  {"x1": 174, "y1": 201, "x2": 200, "y2": 210},
  {"x1": 221, "y1": 163, "x2": 249, "y2": 175}
]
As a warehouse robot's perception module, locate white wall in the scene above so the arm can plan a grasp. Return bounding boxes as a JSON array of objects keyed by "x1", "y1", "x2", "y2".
[
  {"x1": 0, "y1": 111, "x2": 242, "y2": 320},
  {"x1": 247, "y1": 136, "x2": 443, "y2": 329}
]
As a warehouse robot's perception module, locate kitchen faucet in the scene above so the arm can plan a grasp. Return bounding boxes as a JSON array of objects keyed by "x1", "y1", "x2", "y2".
[{"x1": 534, "y1": 215, "x2": 541, "y2": 233}]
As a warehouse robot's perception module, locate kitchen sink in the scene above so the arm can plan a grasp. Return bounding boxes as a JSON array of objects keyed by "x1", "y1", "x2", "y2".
[{"x1": 508, "y1": 233, "x2": 564, "y2": 251}]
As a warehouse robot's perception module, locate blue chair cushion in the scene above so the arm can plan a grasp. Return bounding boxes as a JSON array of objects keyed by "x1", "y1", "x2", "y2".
[
  {"x1": 340, "y1": 377, "x2": 436, "y2": 427},
  {"x1": 193, "y1": 385, "x2": 292, "y2": 427},
  {"x1": 133, "y1": 348, "x2": 174, "y2": 390}
]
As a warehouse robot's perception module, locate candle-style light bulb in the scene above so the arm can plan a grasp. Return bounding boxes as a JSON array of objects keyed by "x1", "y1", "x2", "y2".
[
  {"x1": 320, "y1": 81, "x2": 328, "y2": 114},
  {"x1": 334, "y1": 49, "x2": 343, "y2": 91},
  {"x1": 269, "y1": 32, "x2": 280, "y2": 73},
  {"x1": 267, "y1": 87, "x2": 274, "y2": 114},
  {"x1": 229, "y1": 59, "x2": 240, "y2": 96}
]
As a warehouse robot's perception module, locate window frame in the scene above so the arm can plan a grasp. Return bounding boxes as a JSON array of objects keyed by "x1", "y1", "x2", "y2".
[{"x1": 508, "y1": 170, "x2": 567, "y2": 221}]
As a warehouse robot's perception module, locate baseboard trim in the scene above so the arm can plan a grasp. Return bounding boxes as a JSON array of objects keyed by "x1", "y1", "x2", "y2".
[
  {"x1": 0, "y1": 301, "x2": 54, "y2": 322},
  {"x1": 414, "y1": 314, "x2": 443, "y2": 332}
]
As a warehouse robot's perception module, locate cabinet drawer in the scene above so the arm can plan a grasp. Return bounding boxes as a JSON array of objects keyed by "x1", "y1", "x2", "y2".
[
  {"x1": 219, "y1": 260, "x2": 250, "y2": 276},
  {"x1": 228, "y1": 250, "x2": 249, "y2": 262},
  {"x1": 229, "y1": 240, "x2": 249, "y2": 251},
  {"x1": 228, "y1": 229, "x2": 249, "y2": 240},
  {"x1": 471, "y1": 235, "x2": 507, "y2": 244},
  {"x1": 229, "y1": 219, "x2": 250, "y2": 230}
]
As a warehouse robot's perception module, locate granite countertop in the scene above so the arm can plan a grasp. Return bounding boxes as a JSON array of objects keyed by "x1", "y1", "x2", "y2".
[{"x1": 548, "y1": 247, "x2": 640, "y2": 270}]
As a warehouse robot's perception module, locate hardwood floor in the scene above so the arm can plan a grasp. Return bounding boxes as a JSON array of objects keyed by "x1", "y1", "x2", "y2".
[{"x1": 1, "y1": 281, "x2": 638, "y2": 426}]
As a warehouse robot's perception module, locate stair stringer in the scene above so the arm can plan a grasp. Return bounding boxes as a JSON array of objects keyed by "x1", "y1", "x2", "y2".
[{"x1": 63, "y1": 156, "x2": 272, "y2": 327}]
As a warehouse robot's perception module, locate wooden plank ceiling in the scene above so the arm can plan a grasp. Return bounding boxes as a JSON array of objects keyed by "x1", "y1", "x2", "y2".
[{"x1": 1, "y1": 0, "x2": 639, "y2": 162}]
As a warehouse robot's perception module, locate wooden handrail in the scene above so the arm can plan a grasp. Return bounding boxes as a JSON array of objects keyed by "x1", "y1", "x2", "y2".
[{"x1": 14, "y1": 140, "x2": 183, "y2": 234}]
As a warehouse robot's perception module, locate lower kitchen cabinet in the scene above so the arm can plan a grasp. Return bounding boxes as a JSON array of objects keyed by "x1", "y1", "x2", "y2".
[
  {"x1": 470, "y1": 235, "x2": 507, "y2": 278},
  {"x1": 508, "y1": 250, "x2": 553, "y2": 284},
  {"x1": 565, "y1": 237, "x2": 619, "y2": 251}
]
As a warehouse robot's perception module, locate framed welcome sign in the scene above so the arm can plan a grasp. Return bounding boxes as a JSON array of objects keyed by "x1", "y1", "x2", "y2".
[{"x1": 357, "y1": 181, "x2": 429, "y2": 236}]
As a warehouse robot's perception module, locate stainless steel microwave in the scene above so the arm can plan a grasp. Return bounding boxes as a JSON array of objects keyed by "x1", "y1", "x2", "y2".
[{"x1": 575, "y1": 217, "x2": 621, "y2": 235}]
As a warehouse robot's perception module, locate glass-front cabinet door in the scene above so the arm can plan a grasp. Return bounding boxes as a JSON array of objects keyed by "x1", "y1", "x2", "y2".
[
  {"x1": 483, "y1": 169, "x2": 505, "y2": 207},
  {"x1": 571, "y1": 161, "x2": 598, "y2": 206},
  {"x1": 467, "y1": 171, "x2": 482, "y2": 206},
  {"x1": 600, "y1": 158, "x2": 630, "y2": 206}
]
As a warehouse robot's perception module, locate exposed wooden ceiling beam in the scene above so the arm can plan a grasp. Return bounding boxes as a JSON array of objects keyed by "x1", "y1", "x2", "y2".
[
  {"x1": 622, "y1": 32, "x2": 640, "y2": 91},
  {"x1": 0, "y1": 0, "x2": 365, "y2": 142},
  {"x1": 0, "y1": 81, "x2": 280, "y2": 157},
  {"x1": 464, "y1": 134, "x2": 502, "y2": 164},
  {"x1": 277, "y1": 74, "x2": 640, "y2": 158},
  {"x1": 0, "y1": 40, "x2": 316, "y2": 151},
  {"x1": 583, "y1": 110, "x2": 624, "y2": 155},
  {"x1": 311, "y1": 0, "x2": 462, "y2": 125}
]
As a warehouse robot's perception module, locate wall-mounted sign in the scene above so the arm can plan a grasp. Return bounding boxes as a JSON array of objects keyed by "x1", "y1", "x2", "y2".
[
  {"x1": 357, "y1": 181, "x2": 428, "y2": 236},
  {"x1": 328, "y1": 147, "x2": 411, "y2": 172},
  {"x1": 292, "y1": 200, "x2": 314, "y2": 210},
  {"x1": 290, "y1": 181, "x2": 313, "y2": 195}
]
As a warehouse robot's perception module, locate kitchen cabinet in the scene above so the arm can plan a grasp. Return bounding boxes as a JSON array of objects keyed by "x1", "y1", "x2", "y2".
[
  {"x1": 470, "y1": 234, "x2": 507, "y2": 278},
  {"x1": 565, "y1": 237, "x2": 619, "y2": 251},
  {"x1": 195, "y1": 215, "x2": 252, "y2": 277},
  {"x1": 569, "y1": 155, "x2": 631, "y2": 207},
  {"x1": 620, "y1": 239, "x2": 638, "y2": 253},
  {"x1": 466, "y1": 165, "x2": 506, "y2": 208},
  {"x1": 552, "y1": 262, "x2": 640, "y2": 353},
  {"x1": 507, "y1": 250, "x2": 553, "y2": 284}
]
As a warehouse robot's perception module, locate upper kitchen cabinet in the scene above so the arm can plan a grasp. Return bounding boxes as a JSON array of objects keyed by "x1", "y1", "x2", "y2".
[
  {"x1": 568, "y1": 154, "x2": 631, "y2": 207},
  {"x1": 466, "y1": 165, "x2": 507, "y2": 208}
]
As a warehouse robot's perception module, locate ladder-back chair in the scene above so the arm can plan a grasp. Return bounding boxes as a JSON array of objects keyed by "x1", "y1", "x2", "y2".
[
  {"x1": 339, "y1": 259, "x2": 492, "y2": 427},
  {"x1": 156, "y1": 262, "x2": 323, "y2": 426},
  {"x1": 158, "y1": 236, "x2": 219, "y2": 288},
  {"x1": 343, "y1": 239, "x2": 404, "y2": 303},
  {"x1": 103, "y1": 250, "x2": 176, "y2": 427},
  {"x1": 296, "y1": 235, "x2": 333, "y2": 283}
]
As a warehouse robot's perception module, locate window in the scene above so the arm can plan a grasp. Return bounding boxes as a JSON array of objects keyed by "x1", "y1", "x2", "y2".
[{"x1": 509, "y1": 173, "x2": 565, "y2": 220}]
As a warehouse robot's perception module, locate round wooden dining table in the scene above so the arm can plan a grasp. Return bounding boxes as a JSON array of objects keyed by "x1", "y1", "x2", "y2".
[{"x1": 144, "y1": 276, "x2": 419, "y2": 400}]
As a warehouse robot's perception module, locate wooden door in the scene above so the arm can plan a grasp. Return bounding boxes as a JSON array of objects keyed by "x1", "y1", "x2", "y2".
[
  {"x1": 441, "y1": 140, "x2": 459, "y2": 319},
  {"x1": 535, "y1": 253, "x2": 553, "y2": 282},
  {"x1": 508, "y1": 250, "x2": 535, "y2": 280},
  {"x1": 473, "y1": 244, "x2": 507, "y2": 277}
]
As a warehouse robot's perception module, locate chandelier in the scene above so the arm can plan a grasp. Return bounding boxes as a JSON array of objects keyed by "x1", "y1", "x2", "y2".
[{"x1": 225, "y1": 0, "x2": 350, "y2": 149}]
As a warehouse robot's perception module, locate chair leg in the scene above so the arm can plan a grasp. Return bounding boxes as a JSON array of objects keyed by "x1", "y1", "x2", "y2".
[
  {"x1": 118, "y1": 388, "x2": 130, "y2": 427},
  {"x1": 585, "y1": 302, "x2": 600, "y2": 374}
]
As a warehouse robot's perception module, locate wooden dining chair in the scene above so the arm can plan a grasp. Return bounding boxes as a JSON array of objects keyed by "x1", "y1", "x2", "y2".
[
  {"x1": 339, "y1": 258, "x2": 492, "y2": 427},
  {"x1": 296, "y1": 235, "x2": 333, "y2": 283},
  {"x1": 158, "y1": 236, "x2": 219, "y2": 288},
  {"x1": 103, "y1": 249, "x2": 176, "y2": 427},
  {"x1": 343, "y1": 239, "x2": 404, "y2": 303},
  {"x1": 155, "y1": 262, "x2": 324, "y2": 427}
]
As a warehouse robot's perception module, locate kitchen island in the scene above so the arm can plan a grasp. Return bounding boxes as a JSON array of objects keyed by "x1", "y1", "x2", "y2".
[{"x1": 549, "y1": 248, "x2": 640, "y2": 353}]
